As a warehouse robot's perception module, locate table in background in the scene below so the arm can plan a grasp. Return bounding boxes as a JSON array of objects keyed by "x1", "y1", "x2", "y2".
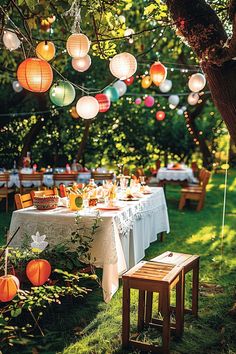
[
  {"x1": 150, "y1": 167, "x2": 196, "y2": 187},
  {"x1": 9, "y1": 187, "x2": 169, "y2": 302}
]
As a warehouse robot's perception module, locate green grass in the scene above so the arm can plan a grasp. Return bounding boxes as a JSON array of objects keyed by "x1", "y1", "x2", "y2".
[{"x1": 0, "y1": 172, "x2": 236, "y2": 354}]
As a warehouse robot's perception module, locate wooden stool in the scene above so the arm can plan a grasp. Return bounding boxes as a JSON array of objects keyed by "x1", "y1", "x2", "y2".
[
  {"x1": 122, "y1": 261, "x2": 184, "y2": 354},
  {"x1": 145, "y1": 251, "x2": 200, "y2": 324}
]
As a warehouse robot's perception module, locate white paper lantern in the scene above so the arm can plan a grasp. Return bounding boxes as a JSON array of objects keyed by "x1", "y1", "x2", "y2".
[
  {"x1": 169, "y1": 104, "x2": 176, "y2": 110},
  {"x1": 66, "y1": 33, "x2": 90, "y2": 58},
  {"x1": 76, "y1": 96, "x2": 99, "y2": 119},
  {"x1": 177, "y1": 109, "x2": 183, "y2": 115},
  {"x1": 113, "y1": 80, "x2": 127, "y2": 96},
  {"x1": 124, "y1": 28, "x2": 135, "y2": 43},
  {"x1": 188, "y1": 73, "x2": 206, "y2": 92},
  {"x1": 3, "y1": 30, "x2": 21, "y2": 51},
  {"x1": 187, "y1": 92, "x2": 199, "y2": 105},
  {"x1": 72, "y1": 55, "x2": 91, "y2": 72},
  {"x1": 168, "y1": 95, "x2": 179, "y2": 106},
  {"x1": 159, "y1": 79, "x2": 172, "y2": 93},
  {"x1": 109, "y1": 52, "x2": 137, "y2": 80},
  {"x1": 12, "y1": 80, "x2": 23, "y2": 93},
  {"x1": 182, "y1": 106, "x2": 187, "y2": 111}
]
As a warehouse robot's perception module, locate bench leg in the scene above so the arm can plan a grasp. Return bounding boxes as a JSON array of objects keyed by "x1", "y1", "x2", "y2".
[
  {"x1": 175, "y1": 270, "x2": 184, "y2": 337},
  {"x1": 162, "y1": 287, "x2": 170, "y2": 354},
  {"x1": 122, "y1": 279, "x2": 130, "y2": 348},
  {"x1": 192, "y1": 259, "x2": 199, "y2": 317},
  {"x1": 179, "y1": 194, "x2": 186, "y2": 210},
  {"x1": 138, "y1": 290, "x2": 146, "y2": 331},
  {"x1": 145, "y1": 291, "x2": 153, "y2": 325}
]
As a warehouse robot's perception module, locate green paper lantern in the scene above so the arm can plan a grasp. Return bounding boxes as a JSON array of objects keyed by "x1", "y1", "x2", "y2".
[
  {"x1": 49, "y1": 81, "x2": 76, "y2": 107},
  {"x1": 104, "y1": 86, "x2": 119, "y2": 102}
]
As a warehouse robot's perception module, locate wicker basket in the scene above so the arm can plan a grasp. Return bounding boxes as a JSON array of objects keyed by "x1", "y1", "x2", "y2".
[{"x1": 33, "y1": 195, "x2": 59, "y2": 210}]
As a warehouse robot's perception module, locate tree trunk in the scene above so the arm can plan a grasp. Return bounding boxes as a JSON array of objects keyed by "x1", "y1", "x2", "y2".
[
  {"x1": 76, "y1": 120, "x2": 91, "y2": 163},
  {"x1": 166, "y1": 0, "x2": 236, "y2": 144}
]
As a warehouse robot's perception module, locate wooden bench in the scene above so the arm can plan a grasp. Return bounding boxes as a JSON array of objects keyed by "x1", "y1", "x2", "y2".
[{"x1": 122, "y1": 261, "x2": 184, "y2": 354}]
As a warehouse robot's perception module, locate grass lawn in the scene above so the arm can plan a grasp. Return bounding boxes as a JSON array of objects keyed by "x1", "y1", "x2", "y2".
[{"x1": 0, "y1": 171, "x2": 236, "y2": 353}]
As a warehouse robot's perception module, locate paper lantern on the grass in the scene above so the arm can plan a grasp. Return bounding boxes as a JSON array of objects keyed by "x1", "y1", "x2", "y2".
[
  {"x1": 104, "y1": 86, "x2": 119, "y2": 102},
  {"x1": 187, "y1": 92, "x2": 199, "y2": 105},
  {"x1": 0, "y1": 275, "x2": 20, "y2": 302},
  {"x1": 66, "y1": 33, "x2": 90, "y2": 58},
  {"x1": 168, "y1": 95, "x2": 179, "y2": 106},
  {"x1": 12, "y1": 80, "x2": 23, "y2": 93},
  {"x1": 109, "y1": 52, "x2": 137, "y2": 80},
  {"x1": 3, "y1": 30, "x2": 21, "y2": 51},
  {"x1": 159, "y1": 79, "x2": 172, "y2": 93},
  {"x1": 144, "y1": 95, "x2": 155, "y2": 107},
  {"x1": 149, "y1": 61, "x2": 167, "y2": 86},
  {"x1": 95, "y1": 94, "x2": 111, "y2": 112},
  {"x1": 26, "y1": 259, "x2": 51, "y2": 286},
  {"x1": 76, "y1": 96, "x2": 99, "y2": 119},
  {"x1": 156, "y1": 111, "x2": 166, "y2": 121},
  {"x1": 49, "y1": 81, "x2": 75, "y2": 107},
  {"x1": 70, "y1": 106, "x2": 79, "y2": 118},
  {"x1": 188, "y1": 73, "x2": 206, "y2": 92},
  {"x1": 72, "y1": 55, "x2": 91, "y2": 72},
  {"x1": 36, "y1": 41, "x2": 55, "y2": 61},
  {"x1": 141, "y1": 76, "x2": 152, "y2": 89},
  {"x1": 113, "y1": 80, "x2": 127, "y2": 97},
  {"x1": 135, "y1": 98, "x2": 142, "y2": 105},
  {"x1": 124, "y1": 76, "x2": 134, "y2": 86},
  {"x1": 17, "y1": 58, "x2": 53, "y2": 92}
]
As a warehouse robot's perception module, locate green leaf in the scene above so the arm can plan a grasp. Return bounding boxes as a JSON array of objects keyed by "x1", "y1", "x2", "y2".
[{"x1": 10, "y1": 308, "x2": 22, "y2": 317}]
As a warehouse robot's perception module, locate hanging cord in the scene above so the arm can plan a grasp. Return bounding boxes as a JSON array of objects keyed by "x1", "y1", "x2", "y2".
[{"x1": 220, "y1": 134, "x2": 230, "y2": 275}]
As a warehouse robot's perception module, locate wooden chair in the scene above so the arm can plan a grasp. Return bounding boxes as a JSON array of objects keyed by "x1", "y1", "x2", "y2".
[
  {"x1": 135, "y1": 168, "x2": 145, "y2": 179},
  {"x1": 179, "y1": 170, "x2": 211, "y2": 211},
  {"x1": 53, "y1": 173, "x2": 78, "y2": 186},
  {"x1": 0, "y1": 173, "x2": 14, "y2": 212},
  {"x1": 91, "y1": 172, "x2": 114, "y2": 181},
  {"x1": 19, "y1": 173, "x2": 44, "y2": 194},
  {"x1": 14, "y1": 193, "x2": 33, "y2": 210},
  {"x1": 30, "y1": 188, "x2": 58, "y2": 199}
]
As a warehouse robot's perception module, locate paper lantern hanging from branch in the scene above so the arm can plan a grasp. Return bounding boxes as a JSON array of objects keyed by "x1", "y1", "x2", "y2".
[
  {"x1": 156, "y1": 111, "x2": 166, "y2": 121},
  {"x1": 12, "y1": 80, "x2": 23, "y2": 93},
  {"x1": 124, "y1": 76, "x2": 134, "y2": 86},
  {"x1": 135, "y1": 98, "x2": 142, "y2": 105},
  {"x1": 3, "y1": 30, "x2": 21, "y2": 51},
  {"x1": 36, "y1": 41, "x2": 55, "y2": 61},
  {"x1": 188, "y1": 73, "x2": 206, "y2": 92},
  {"x1": 109, "y1": 52, "x2": 137, "y2": 80},
  {"x1": 0, "y1": 275, "x2": 20, "y2": 302},
  {"x1": 26, "y1": 259, "x2": 51, "y2": 286},
  {"x1": 144, "y1": 95, "x2": 155, "y2": 107},
  {"x1": 168, "y1": 95, "x2": 179, "y2": 107},
  {"x1": 104, "y1": 86, "x2": 119, "y2": 102},
  {"x1": 72, "y1": 55, "x2": 91, "y2": 72},
  {"x1": 141, "y1": 76, "x2": 152, "y2": 89},
  {"x1": 76, "y1": 96, "x2": 99, "y2": 119},
  {"x1": 187, "y1": 92, "x2": 199, "y2": 105},
  {"x1": 113, "y1": 80, "x2": 127, "y2": 97},
  {"x1": 49, "y1": 81, "x2": 76, "y2": 107},
  {"x1": 149, "y1": 61, "x2": 167, "y2": 86},
  {"x1": 95, "y1": 94, "x2": 111, "y2": 112},
  {"x1": 159, "y1": 79, "x2": 172, "y2": 93},
  {"x1": 70, "y1": 106, "x2": 79, "y2": 118},
  {"x1": 17, "y1": 58, "x2": 53, "y2": 92},
  {"x1": 66, "y1": 33, "x2": 90, "y2": 58}
]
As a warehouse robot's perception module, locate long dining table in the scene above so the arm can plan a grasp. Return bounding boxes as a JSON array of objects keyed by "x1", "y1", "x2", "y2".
[{"x1": 9, "y1": 187, "x2": 170, "y2": 302}]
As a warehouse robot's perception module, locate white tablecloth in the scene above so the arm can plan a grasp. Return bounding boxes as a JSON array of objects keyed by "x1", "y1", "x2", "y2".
[
  {"x1": 9, "y1": 187, "x2": 169, "y2": 302},
  {"x1": 156, "y1": 167, "x2": 195, "y2": 183}
]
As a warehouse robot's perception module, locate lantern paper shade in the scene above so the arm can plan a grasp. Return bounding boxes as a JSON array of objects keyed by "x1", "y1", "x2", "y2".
[
  {"x1": 169, "y1": 104, "x2": 176, "y2": 109},
  {"x1": 149, "y1": 61, "x2": 167, "y2": 86},
  {"x1": 124, "y1": 76, "x2": 134, "y2": 86},
  {"x1": 159, "y1": 79, "x2": 172, "y2": 93},
  {"x1": 76, "y1": 96, "x2": 99, "y2": 119},
  {"x1": 177, "y1": 109, "x2": 183, "y2": 115},
  {"x1": 95, "y1": 94, "x2": 111, "y2": 112},
  {"x1": 50, "y1": 81, "x2": 75, "y2": 107},
  {"x1": 12, "y1": 80, "x2": 23, "y2": 93},
  {"x1": 156, "y1": 111, "x2": 166, "y2": 121},
  {"x1": 3, "y1": 30, "x2": 21, "y2": 51},
  {"x1": 109, "y1": 52, "x2": 137, "y2": 80},
  {"x1": 135, "y1": 98, "x2": 142, "y2": 105},
  {"x1": 72, "y1": 55, "x2": 91, "y2": 72},
  {"x1": 104, "y1": 86, "x2": 119, "y2": 102},
  {"x1": 66, "y1": 33, "x2": 90, "y2": 58},
  {"x1": 17, "y1": 58, "x2": 53, "y2": 92},
  {"x1": 144, "y1": 96, "x2": 155, "y2": 107},
  {"x1": 70, "y1": 106, "x2": 79, "y2": 118},
  {"x1": 187, "y1": 92, "x2": 199, "y2": 105},
  {"x1": 36, "y1": 41, "x2": 55, "y2": 61},
  {"x1": 168, "y1": 95, "x2": 179, "y2": 106},
  {"x1": 26, "y1": 259, "x2": 51, "y2": 286},
  {"x1": 124, "y1": 28, "x2": 135, "y2": 43},
  {"x1": 0, "y1": 275, "x2": 20, "y2": 302},
  {"x1": 141, "y1": 76, "x2": 152, "y2": 89},
  {"x1": 188, "y1": 73, "x2": 206, "y2": 92},
  {"x1": 113, "y1": 80, "x2": 127, "y2": 96}
]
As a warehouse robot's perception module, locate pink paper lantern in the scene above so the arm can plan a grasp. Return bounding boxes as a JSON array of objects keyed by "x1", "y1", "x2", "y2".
[
  {"x1": 144, "y1": 95, "x2": 155, "y2": 107},
  {"x1": 156, "y1": 111, "x2": 166, "y2": 121},
  {"x1": 135, "y1": 98, "x2": 142, "y2": 105}
]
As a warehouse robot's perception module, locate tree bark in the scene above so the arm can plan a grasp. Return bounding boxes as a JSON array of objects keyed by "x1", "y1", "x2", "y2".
[{"x1": 166, "y1": 0, "x2": 236, "y2": 143}]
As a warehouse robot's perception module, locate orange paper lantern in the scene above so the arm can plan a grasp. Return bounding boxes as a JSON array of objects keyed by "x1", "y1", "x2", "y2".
[
  {"x1": 149, "y1": 61, "x2": 167, "y2": 86},
  {"x1": 26, "y1": 259, "x2": 51, "y2": 286},
  {"x1": 141, "y1": 75, "x2": 152, "y2": 89},
  {"x1": 17, "y1": 58, "x2": 53, "y2": 92},
  {"x1": 0, "y1": 275, "x2": 20, "y2": 302},
  {"x1": 36, "y1": 41, "x2": 55, "y2": 61},
  {"x1": 156, "y1": 111, "x2": 166, "y2": 121}
]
